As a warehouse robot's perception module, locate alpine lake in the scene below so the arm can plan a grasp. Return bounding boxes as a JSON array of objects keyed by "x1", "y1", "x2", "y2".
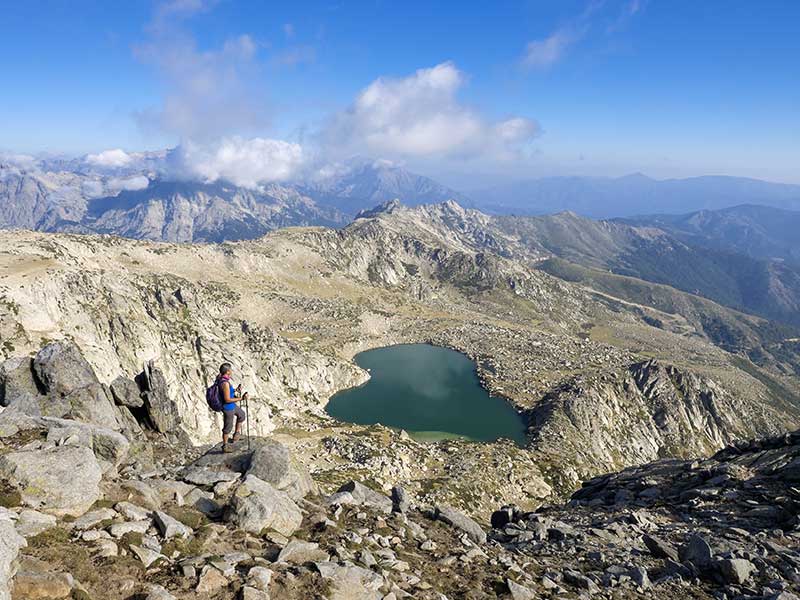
[{"x1": 326, "y1": 343, "x2": 527, "y2": 446}]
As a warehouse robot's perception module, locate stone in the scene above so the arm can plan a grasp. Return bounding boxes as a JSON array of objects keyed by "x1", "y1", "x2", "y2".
[
  {"x1": 32, "y1": 342, "x2": 98, "y2": 398},
  {"x1": 714, "y1": 558, "x2": 756, "y2": 585},
  {"x1": 359, "y1": 549, "x2": 377, "y2": 567},
  {"x1": 184, "y1": 488, "x2": 222, "y2": 517},
  {"x1": 114, "y1": 501, "x2": 150, "y2": 522},
  {"x1": 563, "y1": 569, "x2": 600, "y2": 594},
  {"x1": 181, "y1": 467, "x2": 240, "y2": 486},
  {"x1": 145, "y1": 585, "x2": 176, "y2": 600},
  {"x1": 109, "y1": 521, "x2": 151, "y2": 538},
  {"x1": 153, "y1": 511, "x2": 193, "y2": 539},
  {"x1": 10, "y1": 568, "x2": 73, "y2": 599},
  {"x1": 72, "y1": 508, "x2": 117, "y2": 530},
  {"x1": 196, "y1": 565, "x2": 228, "y2": 594},
  {"x1": 246, "y1": 566, "x2": 273, "y2": 592},
  {"x1": 228, "y1": 475, "x2": 302, "y2": 537},
  {"x1": 109, "y1": 376, "x2": 143, "y2": 409},
  {"x1": 391, "y1": 485, "x2": 409, "y2": 513},
  {"x1": 208, "y1": 558, "x2": 235, "y2": 577},
  {"x1": 0, "y1": 519, "x2": 26, "y2": 600},
  {"x1": 0, "y1": 446, "x2": 102, "y2": 517},
  {"x1": 680, "y1": 534, "x2": 712, "y2": 569},
  {"x1": 276, "y1": 539, "x2": 330, "y2": 564},
  {"x1": 81, "y1": 530, "x2": 108, "y2": 542},
  {"x1": 120, "y1": 480, "x2": 161, "y2": 510},
  {"x1": 314, "y1": 562, "x2": 383, "y2": 600},
  {"x1": 129, "y1": 545, "x2": 165, "y2": 568},
  {"x1": 629, "y1": 566, "x2": 650, "y2": 589},
  {"x1": 328, "y1": 481, "x2": 393, "y2": 514},
  {"x1": 95, "y1": 539, "x2": 118, "y2": 558},
  {"x1": 642, "y1": 534, "x2": 679, "y2": 561},
  {"x1": 434, "y1": 505, "x2": 487, "y2": 544},
  {"x1": 241, "y1": 587, "x2": 269, "y2": 600},
  {"x1": 507, "y1": 579, "x2": 536, "y2": 600},
  {"x1": 223, "y1": 552, "x2": 251, "y2": 567},
  {"x1": 14, "y1": 510, "x2": 57, "y2": 538},
  {"x1": 149, "y1": 480, "x2": 193, "y2": 504}
]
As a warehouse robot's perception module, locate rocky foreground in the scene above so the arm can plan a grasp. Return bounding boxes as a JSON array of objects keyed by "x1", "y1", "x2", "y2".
[{"x1": 1, "y1": 342, "x2": 800, "y2": 599}]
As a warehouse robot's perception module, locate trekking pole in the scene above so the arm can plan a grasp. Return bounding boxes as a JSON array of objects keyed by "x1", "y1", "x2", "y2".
[{"x1": 246, "y1": 392, "x2": 251, "y2": 451}]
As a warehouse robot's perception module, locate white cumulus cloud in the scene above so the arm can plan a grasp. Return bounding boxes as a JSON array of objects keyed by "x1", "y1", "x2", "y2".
[
  {"x1": 165, "y1": 137, "x2": 305, "y2": 188},
  {"x1": 323, "y1": 62, "x2": 538, "y2": 160},
  {"x1": 86, "y1": 149, "x2": 133, "y2": 168},
  {"x1": 108, "y1": 175, "x2": 150, "y2": 192}
]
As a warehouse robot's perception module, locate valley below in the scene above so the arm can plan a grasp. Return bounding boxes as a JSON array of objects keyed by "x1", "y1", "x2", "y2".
[{"x1": 1, "y1": 200, "x2": 800, "y2": 599}]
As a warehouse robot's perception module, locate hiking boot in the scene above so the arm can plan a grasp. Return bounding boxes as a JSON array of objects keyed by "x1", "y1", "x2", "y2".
[
  {"x1": 221, "y1": 443, "x2": 234, "y2": 454},
  {"x1": 232, "y1": 432, "x2": 241, "y2": 443}
]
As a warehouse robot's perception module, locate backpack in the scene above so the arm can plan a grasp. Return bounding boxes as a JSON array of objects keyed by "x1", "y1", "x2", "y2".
[{"x1": 206, "y1": 379, "x2": 224, "y2": 412}]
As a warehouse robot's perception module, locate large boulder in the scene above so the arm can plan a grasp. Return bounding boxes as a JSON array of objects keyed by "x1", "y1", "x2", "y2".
[
  {"x1": 434, "y1": 505, "x2": 487, "y2": 544},
  {"x1": 246, "y1": 439, "x2": 290, "y2": 484},
  {"x1": 326, "y1": 481, "x2": 393, "y2": 514},
  {"x1": 32, "y1": 341, "x2": 98, "y2": 397},
  {"x1": 0, "y1": 518, "x2": 26, "y2": 600},
  {"x1": 109, "y1": 376, "x2": 143, "y2": 409},
  {"x1": 0, "y1": 446, "x2": 102, "y2": 517},
  {"x1": 228, "y1": 475, "x2": 303, "y2": 537},
  {"x1": 136, "y1": 361, "x2": 180, "y2": 433},
  {"x1": 191, "y1": 438, "x2": 315, "y2": 501},
  {"x1": 246, "y1": 439, "x2": 316, "y2": 500},
  {"x1": 314, "y1": 562, "x2": 383, "y2": 600}
]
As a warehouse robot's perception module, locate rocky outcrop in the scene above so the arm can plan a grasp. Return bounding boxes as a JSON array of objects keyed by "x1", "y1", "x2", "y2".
[
  {"x1": 527, "y1": 358, "x2": 789, "y2": 490},
  {"x1": 1, "y1": 343, "x2": 124, "y2": 432},
  {"x1": 136, "y1": 360, "x2": 181, "y2": 434},
  {"x1": 490, "y1": 429, "x2": 800, "y2": 598}
]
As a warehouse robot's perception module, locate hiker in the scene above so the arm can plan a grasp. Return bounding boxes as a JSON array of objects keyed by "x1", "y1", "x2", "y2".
[{"x1": 216, "y1": 362, "x2": 247, "y2": 453}]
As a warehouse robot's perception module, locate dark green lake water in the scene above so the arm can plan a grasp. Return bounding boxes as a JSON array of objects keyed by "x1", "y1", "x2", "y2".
[{"x1": 326, "y1": 344, "x2": 527, "y2": 445}]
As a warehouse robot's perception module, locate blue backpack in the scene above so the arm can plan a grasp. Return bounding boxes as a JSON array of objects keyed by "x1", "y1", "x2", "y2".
[{"x1": 206, "y1": 379, "x2": 224, "y2": 412}]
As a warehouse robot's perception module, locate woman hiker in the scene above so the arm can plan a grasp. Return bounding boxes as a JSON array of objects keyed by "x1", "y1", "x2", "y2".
[{"x1": 217, "y1": 362, "x2": 248, "y2": 453}]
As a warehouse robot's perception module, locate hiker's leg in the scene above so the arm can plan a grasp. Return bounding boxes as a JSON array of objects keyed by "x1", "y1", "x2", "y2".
[
  {"x1": 232, "y1": 406, "x2": 246, "y2": 441},
  {"x1": 222, "y1": 410, "x2": 235, "y2": 446},
  {"x1": 235, "y1": 405, "x2": 246, "y2": 433}
]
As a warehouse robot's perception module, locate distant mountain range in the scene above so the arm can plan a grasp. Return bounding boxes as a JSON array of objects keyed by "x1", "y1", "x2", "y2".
[
  {"x1": 472, "y1": 173, "x2": 800, "y2": 218},
  {"x1": 0, "y1": 156, "x2": 462, "y2": 243},
  {"x1": 5, "y1": 151, "x2": 800, "y2": 243},
  {"x1": 619, "y1": 204, "x2": 800, "y2": 266}
]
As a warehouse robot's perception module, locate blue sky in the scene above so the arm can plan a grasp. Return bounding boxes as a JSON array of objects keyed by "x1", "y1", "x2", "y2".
[{"x1": 2, "y1": 0, "x2": 799, "y2": 186}]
